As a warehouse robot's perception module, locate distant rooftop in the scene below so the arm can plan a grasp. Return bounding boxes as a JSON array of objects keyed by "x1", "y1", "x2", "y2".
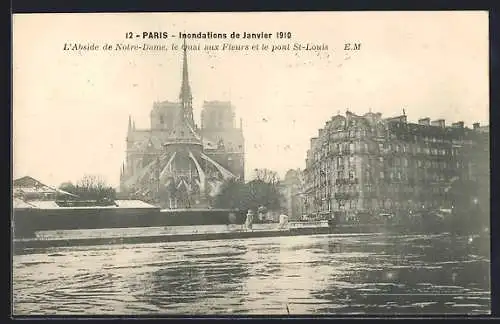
[
  {"x1": 12, "y1": 199, "x2": 158, "y2": 210},
  {"x1": 13, "y1": 176, "x2": 78, "y2": 198}
]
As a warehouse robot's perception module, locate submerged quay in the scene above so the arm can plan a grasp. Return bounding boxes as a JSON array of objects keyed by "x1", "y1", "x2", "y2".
[{"x1": 13, "y1": 223, "x2": 391, "y2": 254}]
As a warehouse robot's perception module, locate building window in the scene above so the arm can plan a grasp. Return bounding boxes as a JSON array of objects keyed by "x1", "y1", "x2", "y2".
[
  {"x1": 349, "y1": 143, "x2": 355, "y2": 152},
  {"x1": 349, "y1": 171, "x2": 355, "y2": 179},
  {"x1": 159, "y1": 115, "x2": 164, "y2": 124},
  {"x1": 380, "y1": 171, "x2": 384, "y2": 179}
]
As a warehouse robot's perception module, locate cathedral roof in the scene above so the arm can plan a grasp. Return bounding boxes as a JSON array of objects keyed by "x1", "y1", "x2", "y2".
[{"x1": 164, "y1": 117, "x2": 202, "y2": 146}]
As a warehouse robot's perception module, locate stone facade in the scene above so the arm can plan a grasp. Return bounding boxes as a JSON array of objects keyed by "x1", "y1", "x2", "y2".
[
  {"x1": 120, "y1": 47, "x2": 245, "y2": 208},
  {"x1": 303, "y1": 110, "x2": 489, "y2": 222},
  {"x1": 280, "y1": 169, "x2": 306, "y2": 220}
]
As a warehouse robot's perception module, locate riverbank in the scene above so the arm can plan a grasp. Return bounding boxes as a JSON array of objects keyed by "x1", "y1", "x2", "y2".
[
  {"x1": 13, "y1": 220, "x2": 473, "y2": 255},
  {"x1": 13, "y1": 229, "x2": 327, "y2": 255},
  {"x1": 13, "y1": 223, "x2": 391, "y2": 254}
]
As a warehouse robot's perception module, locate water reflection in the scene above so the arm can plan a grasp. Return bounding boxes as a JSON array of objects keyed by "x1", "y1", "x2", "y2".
[
  {"x1": 13, "y1": 234, "x2": 490, "y2": 315},
  {"x1": 133, "y1": 242, "x2": 250, "y2": 314},
  {"x1": 309, "y1": 235, "x2": 490, "y2": 315}
]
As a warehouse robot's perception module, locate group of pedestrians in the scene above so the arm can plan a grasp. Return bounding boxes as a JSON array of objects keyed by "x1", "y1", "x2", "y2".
[{"x1": 226, "y1": 208, "x2": 290, "y2": 232}]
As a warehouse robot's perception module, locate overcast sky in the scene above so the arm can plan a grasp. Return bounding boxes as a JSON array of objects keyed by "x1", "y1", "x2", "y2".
[{"x1": 13, "y1": 11, "x2": 489, "y2": 187}]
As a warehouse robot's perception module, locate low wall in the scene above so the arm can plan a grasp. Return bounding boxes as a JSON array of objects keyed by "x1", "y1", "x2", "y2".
[
  {"x1": 13, "y1": 208, "x2": 246, "y2": 238},
  {"x1": 159, "y1": 209, "x2": 247, "y2": 226}
]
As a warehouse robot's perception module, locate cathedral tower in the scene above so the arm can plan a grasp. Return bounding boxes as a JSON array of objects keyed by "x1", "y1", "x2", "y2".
[
  {"x1": 179, "y1": 41, "x2": 195, "y2": 128},
  {"x1": 121, "y1": 44, "x2": 244, "y2": 205}
]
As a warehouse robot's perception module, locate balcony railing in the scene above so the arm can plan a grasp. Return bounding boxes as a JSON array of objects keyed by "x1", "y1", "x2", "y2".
[{"x1": 335, "y1": 178, "x2": 359, "y2": 185}]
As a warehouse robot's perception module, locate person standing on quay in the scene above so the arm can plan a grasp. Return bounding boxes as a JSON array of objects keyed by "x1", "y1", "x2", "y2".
[{"x1": 245, "y1": 209, "x2": 255, "y2": 231}]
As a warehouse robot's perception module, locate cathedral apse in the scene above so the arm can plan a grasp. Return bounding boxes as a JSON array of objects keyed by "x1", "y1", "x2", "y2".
[{"x1": 120, "y1": 45, "x2": 245, "y2": 209}]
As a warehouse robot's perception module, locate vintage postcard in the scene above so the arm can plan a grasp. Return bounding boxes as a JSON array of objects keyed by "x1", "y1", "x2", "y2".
[{"x1": 12, "y1": 11, "x2": 490, "y2": 316}]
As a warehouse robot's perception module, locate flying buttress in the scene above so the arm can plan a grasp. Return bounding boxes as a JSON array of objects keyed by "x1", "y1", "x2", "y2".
[
  {"x1": 200, "y1": 153, "x2": 236, "y2": 180},
  {"x1": 188, "y1": 150, "x2": 206, "y2": 194},
  {"x1": 159, "y1": 152, "x2": 177, "y2": 181},
  {"x1": 124, "y1": 152, "x2": 169, "y2": 188},
  {"x1": 124, "y1": 160, "x2": 156, "y2": 188}
]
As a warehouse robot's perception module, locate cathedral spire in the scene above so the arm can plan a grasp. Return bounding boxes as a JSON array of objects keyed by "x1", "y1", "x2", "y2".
[
  {"x1": 128, "y1": 115, "x2": 132, "y2": 132},
  {"x1": 179, "y1": 40, "x2": 194, "y2": 125}
]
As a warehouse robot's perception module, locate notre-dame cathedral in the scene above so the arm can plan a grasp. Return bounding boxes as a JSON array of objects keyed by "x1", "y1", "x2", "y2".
[{"x1": 119, "y1": 45, "x2": 245, "y2": 209}]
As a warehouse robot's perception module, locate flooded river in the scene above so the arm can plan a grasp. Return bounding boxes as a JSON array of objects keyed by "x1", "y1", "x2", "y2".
[{"x1": 13, "y1": 232, "x2": 490, "y2": 315}]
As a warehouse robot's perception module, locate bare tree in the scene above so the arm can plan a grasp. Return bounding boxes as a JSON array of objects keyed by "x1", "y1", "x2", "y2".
[
  {"x1": 77, "y1": 174, "x2": 106, "y2": 191},
  {"x1": 73, "y1": 174, "x2": 116, "y2": 204},
  {"x1": 252, "y1": 168, "x2": 281, "y2": 185}
]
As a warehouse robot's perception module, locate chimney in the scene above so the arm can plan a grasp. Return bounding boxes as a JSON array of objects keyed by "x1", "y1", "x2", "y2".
[
  {"x1": 452, "y1": 121, "x2": 464, "y2": 128},
  {"x1": 418, "y1": 118, "x2": 430, "y2": 126},
  {"x1": 431, "y1": 119, "x2": 445, "y2": 128},
  {"x1": 318, "y1": 129, "x2": 324, "y2": 138},
  {"x1": 473, "y1": 122, "x2": 480, "y2": 130}
]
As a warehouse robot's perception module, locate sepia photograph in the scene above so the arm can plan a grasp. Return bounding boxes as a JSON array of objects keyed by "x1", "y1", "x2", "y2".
[{"x1": 12, "y1": 11, "x2": 490, "y2": 316}]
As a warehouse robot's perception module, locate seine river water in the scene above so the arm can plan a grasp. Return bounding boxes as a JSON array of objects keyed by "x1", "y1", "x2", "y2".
[{"x1": 13, "y1": 232, "x2": 490, "y2": 316}]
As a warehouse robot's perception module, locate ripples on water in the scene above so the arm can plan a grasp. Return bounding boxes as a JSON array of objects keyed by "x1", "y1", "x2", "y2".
[{"x1": 13, "y1": 233, "x2": 490, "y2": 315}]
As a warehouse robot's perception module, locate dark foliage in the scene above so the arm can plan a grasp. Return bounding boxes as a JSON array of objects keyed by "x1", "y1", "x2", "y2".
[
  {"x1": 57, "y1": 175, "x2": 116, "y2": 206},
  {"x1": 214, "y1": 173, "x2": 283, "y2": 213},
  {"x1": 445, "y1": 179, "x2": 487, "y2": 235}
]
